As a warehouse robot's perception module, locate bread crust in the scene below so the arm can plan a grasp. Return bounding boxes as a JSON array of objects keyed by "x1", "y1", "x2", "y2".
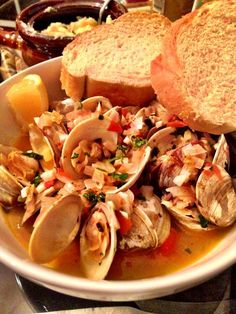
[
  {"x1": 60, "y1": 12, "x2": 171, "y2": 106},
  {"x1": 151, "y1": 0, "x2": 236, "y2": 134}
]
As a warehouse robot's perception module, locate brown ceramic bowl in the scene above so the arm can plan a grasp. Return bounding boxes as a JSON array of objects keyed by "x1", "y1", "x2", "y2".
[{"x1": 16, "y1": 0, "x2": 127, "y2": 65}]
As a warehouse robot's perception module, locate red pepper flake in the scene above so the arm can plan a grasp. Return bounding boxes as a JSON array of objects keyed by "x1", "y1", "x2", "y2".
[
  {"x1": 107, "y1": 120, "x2": 123, "y2": 133},
  {"x1": 116, "y1": 210, "x2": 132, "y2": 235},
  {"x1": 159, "y1": 228, "x2": 179, "y2": 256},
  {"x1": 44, "y1": 180, "x2": 55, "y2": 189},
  {"x1": 167, "y1": 120, "x2": 187, "y2": 128},
  {"x1": 212, "y1": 164, "x2": 222, "y2": 180}
]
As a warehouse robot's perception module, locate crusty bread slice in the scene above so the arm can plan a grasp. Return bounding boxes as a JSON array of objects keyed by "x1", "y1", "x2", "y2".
[
  {"x1": 151, "y1": 0, "x2": 236, "y2": 134},
  {"x1": 60, "y1": 12, "x2": 171, "y2": 106}
]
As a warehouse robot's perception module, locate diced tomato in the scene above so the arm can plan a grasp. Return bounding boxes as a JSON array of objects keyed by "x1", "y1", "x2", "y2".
[
  {"x1": 56, "y1": 167, "x2": 72, "y2": 179},
  {"x1": 44, "y1": 180, "x2": 55, "y2": 189},
  {"x1": 159, "y1": 228, "x2": 178, "y2": 256},
  {"x1": 116, "y1": 211, "x2": 132, "y2": 235},
  {"x1": 167, "y1": 120, "x2": 187, "y2": 128},
  {"x1": 121, "y1": 108, "x2": 129, "y2": 118},
  {"x1": 107, "y1": 120, "x2": 123, "y2": 133}
]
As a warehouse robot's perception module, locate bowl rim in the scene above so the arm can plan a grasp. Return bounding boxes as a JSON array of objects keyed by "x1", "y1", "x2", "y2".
[{"x1": 0, "y1": 57, "x2": 235, "y2": 299}]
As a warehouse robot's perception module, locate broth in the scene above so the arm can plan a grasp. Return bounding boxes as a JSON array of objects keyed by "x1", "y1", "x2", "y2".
[{"x1": 2, "y1": 206, "x2": 228, "y2": 280}]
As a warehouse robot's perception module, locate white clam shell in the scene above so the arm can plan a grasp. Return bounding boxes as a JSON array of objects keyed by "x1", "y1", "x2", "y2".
[
  {"x1": 61, "y1": 116, "x2": 118, "y2": 179},
  {"x1": 148, "y1": 127, "x2": 176, "y2": 148},
  {"x1": 120, "y1": 193, "x2": 171, "y2": 249},
  {"x1": 29, "y1": 193, "x2": 83, "y2": 263},
  {"x1": 29, "y1": 123, "x2": 55, "y2": 171},
  {"x1": 80, "y1": 201, "x2": 119, "y2": 280},
  {"x1": 196, "y1": 165, "x2": 236, "y2": 227},
  {"x1": 81, "y1": 96, "x2": 112, "y2": 112}
]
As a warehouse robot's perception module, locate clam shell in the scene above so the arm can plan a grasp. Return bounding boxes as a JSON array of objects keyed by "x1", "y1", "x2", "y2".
[
  {"x1": 148, "y1": 127, "x2": 176, "y2": 149},
  {"x1": 29, "y1": 193, "x2": 83, "y2": 263},
  {"x1": 196, "y1": 165, "x2": 236, "y2": 227},
  {"x1": 120, "y1": 192, "x2": 170, "y2": 250},
  {"x1": 82, "y1": 96, "x2": 112, "y2": 112},
  {"x1": 80, "y1": 201, "x2": 119, "y2": 280},
  {"x1": 61, "y1": 117, "x2": 118, "y2": 179},
  {"x1": 0, "y1": 165, "x2": 22, "y2": 205},
  {"x1": 29, "y1": 123, "x2": 55, "y2": 171}
]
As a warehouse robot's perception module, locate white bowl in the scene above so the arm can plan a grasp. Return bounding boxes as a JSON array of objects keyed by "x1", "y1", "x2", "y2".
[{"x1": 0, "y1": 57, "x2": 235, "y2": 301}]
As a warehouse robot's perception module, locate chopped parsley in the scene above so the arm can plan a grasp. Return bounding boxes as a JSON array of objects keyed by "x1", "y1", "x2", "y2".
[
  {"x1": 199, "y1": 214, "x2": 209, "y2": 228},
  {"x1": 71, "y1": 152, "x2": 79, "y2": 159},
  {"x1": 131, "y1": 136, "x2": 147, "y2": 148},
  {"x1": 23, "y1": 151, "x2": 43, "y2": 160},
  {"x1": 108, "y1": 154, "x2": 124, "y2": 163},
  {"x1": 83, "y1": 191, "x2": 106, "y2": 206},
  {"x1": 185, "y1": 248, "x2": 192, "y2": 254},
  {"x1": 33, "y1": 174, "x2": 41, "y2": 187},
  {"x1": 117, "y1": 144, "x2": 129, "y2": 153},
  {"x1": 111, "y1": 172, "x2": 128, "y2": 182}
]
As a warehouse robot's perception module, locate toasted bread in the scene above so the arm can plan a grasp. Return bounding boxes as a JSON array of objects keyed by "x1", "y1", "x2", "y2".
[
  {"x1": 151, "y1": 0, "x2": 236, "y2": 134},
  {"x1": 60, "y1": 12, "x2": 171, "y2": 106}
]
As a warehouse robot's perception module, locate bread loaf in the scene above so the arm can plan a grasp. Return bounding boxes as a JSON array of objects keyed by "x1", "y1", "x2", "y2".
[
  {"x1": 61, "y1": 12, "x2": 171, "y2": 106},
  {"x1": 151, "y1": 0, "x2": 236, "y2": 134}
]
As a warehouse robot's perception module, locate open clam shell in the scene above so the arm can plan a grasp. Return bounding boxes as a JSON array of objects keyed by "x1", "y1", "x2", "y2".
[
  {"x1": 29, "y1": 193, "x2": 83, "y2": 263},
  {"x1": 196, "y1": 164, "x2": 236, "y2": 227},
  {"x1": 61, "y1": 116, "x2": 118, "y2": 179},
  {"x1": 29, "y1": 123, "x2": 56, "y2": 171},
  {"x1": 120, "y1": 190, "x2": 171, "y2": 250},
  {"x1": 148, "y1": 127, "x2": 176, "y2": 149},
  {"x1": 0, "y1": 165, "x2": 22, "y2": 205},
  {"x1": 80, "y1": 201, "x2": 119, "y2": 280}
]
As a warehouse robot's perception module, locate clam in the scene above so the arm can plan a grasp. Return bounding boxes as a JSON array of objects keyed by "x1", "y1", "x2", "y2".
[
  {"x1": 29, "y1": 193, "x2": 83, "y2": 263},
  {"x1": 61, "y1": 116, "x2": 118, "y2": 179},
  {"x1": 29, "y1": 123, "x2": 56, "y2": 171},
  {"x1": 196, "y1": 164, "x2": 236, "y2": 227},
  {"x1": 0, "y1": 165, "x2": 22, "y2": 206},
  {"x1": 119, "y1": 187, "x2": 171, "y2": 250},
  {"x1": 80, "y1": 201, "x2": 119, "y2": 280}
]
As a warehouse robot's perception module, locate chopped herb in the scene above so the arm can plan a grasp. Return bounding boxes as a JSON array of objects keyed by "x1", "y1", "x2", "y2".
[
  {"x1": 199, "y1": 214, "x2": 209, "y2": 228},
  {"x1": 71, "y1": 152, "x2": 79, "y2": 159},
  {"x1": 185, "y1": 248, "x2": 192, "y2": 254},
  {"x1": 98, "y1": 192, "x2": 105, "y2": 202},
  {"x1": 83, "y1": 191, "x2": 106, "y2": 206},
  {"x1": 117, "y1": 144, "x2": 129, "y2": 153},
  {"x1": 98, "y1": 114, "x2": 104, "y2": 120},
  {"x1": 84, "y1": 152, "x2": 91, "y2": 157},
  {"x1": 108, "y1": 154, "x2": 124, "y2": 163},
  {"x1": 33, "y1": 174, "x2": 41, "y2": 187},
  {"x1": 144, "y1": 118, "x2": 153, "y2": 129},
  {"x1": 111, "y1": 172, "x2": 128, "y2": 182},
  {"x1": 23, "y1": 151, "x2": 43, "y2": 160},
  {"x1": 131, "y1": 136, "x2": 147, "y2": 148}
]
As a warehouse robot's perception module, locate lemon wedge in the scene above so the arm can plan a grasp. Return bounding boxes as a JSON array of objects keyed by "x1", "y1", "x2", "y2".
[{"x1": 6, "y1": 74, "x2": 49, "y2": 129}]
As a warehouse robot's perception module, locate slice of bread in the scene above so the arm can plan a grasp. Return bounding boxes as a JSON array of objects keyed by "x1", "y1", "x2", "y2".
[
  {"x1": 60, "y1": 12, "x2": 171, "y2": 106},
  {"x1": 151, "y1": 0, "x2": 236, "y2": 134}
]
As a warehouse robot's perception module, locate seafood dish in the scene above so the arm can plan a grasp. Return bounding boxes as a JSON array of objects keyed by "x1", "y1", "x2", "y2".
[{"x1": 1, "y1": 87, "x2": 236, "y2": 280}]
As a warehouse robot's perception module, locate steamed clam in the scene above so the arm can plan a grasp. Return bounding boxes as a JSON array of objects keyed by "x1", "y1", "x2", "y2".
[
  {"x1": 80, "y1": 201, "x2": 119, "y2": 280},
  {"x1": 196, "y1": 164, "x2": 236, "y2": 227},
  {"x1": 119, "y1": 186, "x2": 171, "y2": 249},
  {"x1": 29, "y1": 193, "x2": 83, "y2": 263}
]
